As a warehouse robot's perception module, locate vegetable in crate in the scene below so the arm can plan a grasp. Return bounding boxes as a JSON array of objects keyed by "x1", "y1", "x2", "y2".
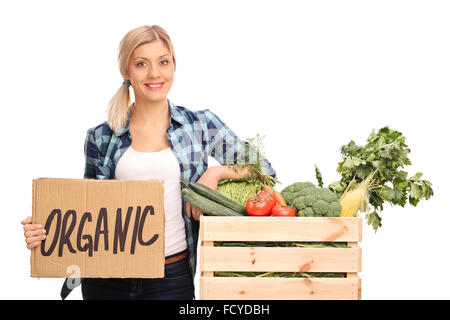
[
  {"x1": 281, "y1": 182, "x2": 341, "y2": 217},
  {"x1": 181, "y1": 187, "x2": 244, "y2": 217},
  {"x1": 245, "y1": 192, "x2": 276, "y2": 216},
  {"x1": 270, "y1": 205, "x2": 296, "y2": 217},
  {"x1": 216, "y1": 133, "x2": 281, "y2": 205},
  {"x1": 262, "y1": 188, "x2": 295, "y2": 216},
  {"x1": 272, "y1": 190, "x2": 287, "y2": 207},
  {"x1": 339, "y1": 171, "x2": 376, "y2": 217},
  {"x1": 216, "y1": 178, "x2": 263, "y2": 206},
  {"x1": 263, "y1": 185, "x2": 274, "y2": 195},
  {"x1": 322, "y1": 126, "x2": 434, "y2": 231},
  {"x1": 243, "y1": 184, "x2": 295, "y2": 216},
  {"x1": 187, "y1": 181, "x2": 246, "y2": 214}
]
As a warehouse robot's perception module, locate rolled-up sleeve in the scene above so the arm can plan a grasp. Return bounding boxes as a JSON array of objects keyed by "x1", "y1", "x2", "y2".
[{"x1": 202, "y1": 109, "x2": 277, "y2": 179}]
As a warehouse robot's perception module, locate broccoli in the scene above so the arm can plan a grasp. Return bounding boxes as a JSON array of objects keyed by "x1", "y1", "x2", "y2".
[
  {"x1": 281, "y1": 182, "x2": 316, "y2": 203},
  {"x1": 281, "y1": 182, "x2": 341, "y2": 217}
]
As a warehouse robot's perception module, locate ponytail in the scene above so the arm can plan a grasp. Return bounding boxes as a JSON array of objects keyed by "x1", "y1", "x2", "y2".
[{"x1": 106, "y1": 83, "x2": 131, "y2": 135}]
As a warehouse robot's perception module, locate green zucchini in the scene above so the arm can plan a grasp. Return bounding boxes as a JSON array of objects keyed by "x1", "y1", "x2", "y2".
[
  {"x1": 181, "y1": 188, "x2": 244, "y2": 217},
  {"x1": 188, "y1": 182, "x2": 247, "y2": 214},
  {"x1": 180, "y1": 180, "x2": 190, "y2": 190}
]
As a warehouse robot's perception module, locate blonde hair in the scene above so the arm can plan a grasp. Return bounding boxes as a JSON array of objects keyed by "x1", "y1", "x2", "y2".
[{"x1": 107, "y1": 25, "x2": 176, "y2": 135}]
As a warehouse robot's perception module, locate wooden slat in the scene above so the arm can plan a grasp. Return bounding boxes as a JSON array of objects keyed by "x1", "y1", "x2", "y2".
[
  {"x1": 200, "y1": 241, "x2": 214, "y2": 300},
  {"x1": 201, "y1": 241, "x2": 215, "y2": 277},
  {"x1": 200, "y1": 216, "x2": 362, "y2": 242},
  {"x1": 201, "y1": 246, "x2": 361, "y2": 273},
  {"x1": 201, "y1": 277, "x2": 360, "y2": 300},
  {"x1": 347, "y1": 242, "x2": 362, "y2": 299}
]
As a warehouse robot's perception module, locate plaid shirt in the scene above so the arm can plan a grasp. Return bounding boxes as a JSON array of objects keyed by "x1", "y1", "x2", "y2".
[{"x1": 82, "y1": 98, "x2": 277, "y2": 289}]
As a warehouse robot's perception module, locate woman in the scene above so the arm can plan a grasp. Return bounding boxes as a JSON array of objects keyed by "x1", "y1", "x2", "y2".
[{"x1": 21, "y1": 25, "x2": 277, "y2": 300}]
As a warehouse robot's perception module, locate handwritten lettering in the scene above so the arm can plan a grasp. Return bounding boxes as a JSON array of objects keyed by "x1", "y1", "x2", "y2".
[{"x1": 40, "y1": 206, "x2": 158, "y2": 257}]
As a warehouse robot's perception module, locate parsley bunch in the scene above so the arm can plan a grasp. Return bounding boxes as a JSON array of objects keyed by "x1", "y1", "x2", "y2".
[
  {"x1": 325, "y1": 127, "x2": 434, "y2": 231},
  {"x1": 228, "y1": 133, "x2": 280, "y2": 187}
]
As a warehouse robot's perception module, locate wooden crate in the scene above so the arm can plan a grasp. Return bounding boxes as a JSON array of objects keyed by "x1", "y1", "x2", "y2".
[{"x1": 200, "y1": 216, "x2": 362, "y2": 300}]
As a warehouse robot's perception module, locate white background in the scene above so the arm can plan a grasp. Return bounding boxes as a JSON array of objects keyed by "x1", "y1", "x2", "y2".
[{"x1": 1, "y1": 0, "x2": 448, "y2": 300}]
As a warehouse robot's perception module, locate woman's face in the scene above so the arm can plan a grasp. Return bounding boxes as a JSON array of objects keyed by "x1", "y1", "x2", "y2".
[{"x1": 126, "y1": 40, "x2": 174, "y2": 103}]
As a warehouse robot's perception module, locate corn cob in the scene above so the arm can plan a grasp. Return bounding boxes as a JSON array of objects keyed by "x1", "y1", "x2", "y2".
[
  {"x1": 339, "y1": 171, "x2": 376, "y2": 217},
  {"x1": 339, "y1": 188, "x2": 365, "y2": 217}
]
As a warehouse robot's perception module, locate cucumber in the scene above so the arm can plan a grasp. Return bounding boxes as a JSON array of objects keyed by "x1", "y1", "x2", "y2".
[
  {"x1": 181, "y1": 188, "x2": 244, "y2": 217},
  {"x1": 180, "y1": 180, "x2": 190, "y2": 190},
  {"x1": 188, "y1": 182, "x2": 247, "y2": 214}
]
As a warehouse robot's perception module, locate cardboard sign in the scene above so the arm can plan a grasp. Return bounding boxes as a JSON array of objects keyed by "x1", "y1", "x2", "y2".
[{"x1": 31, "y1": 178, "x2": 165, "y2": 278}]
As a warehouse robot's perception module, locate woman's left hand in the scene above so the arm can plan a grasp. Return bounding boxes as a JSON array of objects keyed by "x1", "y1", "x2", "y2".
[{"x1": 185, "y1": 167, "x2": 223, "y2": 221}]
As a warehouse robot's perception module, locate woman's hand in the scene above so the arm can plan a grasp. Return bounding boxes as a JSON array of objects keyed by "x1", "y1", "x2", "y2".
[
  {"x1": 21, "y1": 216, "x2": 46, "y2": 250},
  {"x1": 185, "y1": 167, "x2": 223, "y2": 221}
]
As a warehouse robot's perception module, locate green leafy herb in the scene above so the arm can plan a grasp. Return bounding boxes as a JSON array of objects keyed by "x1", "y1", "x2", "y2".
[
  {"x1": 330, "y1": 126, "x2": 434, "y2": 232},
  {"x1": 226, "y1": 133, "x2": 280, "y2": 187},
  {"x1": 314, "y1": 164, "x2": 324, "y2": 188}
]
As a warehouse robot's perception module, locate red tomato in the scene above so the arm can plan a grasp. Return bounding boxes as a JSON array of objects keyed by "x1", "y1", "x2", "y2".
[
  {"x1": 271, "y1": 206, "x2": 297, "y2": 217},
  {"x1": 246, "y1": 193, "x2": 276, "y2": 216},
  {"x1": 258, "y1": 192, "x2": 276, "y2": 210}
]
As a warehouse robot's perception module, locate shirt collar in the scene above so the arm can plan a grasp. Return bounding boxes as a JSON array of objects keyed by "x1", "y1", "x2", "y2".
[{"x1": 116, "y1": 98, "x2": 184, "y2": 137}]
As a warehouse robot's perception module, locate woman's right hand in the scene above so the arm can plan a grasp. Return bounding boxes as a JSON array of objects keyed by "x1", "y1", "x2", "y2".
[{"x1": 21, "y1": 216, "x2": 46, "y2": 250}]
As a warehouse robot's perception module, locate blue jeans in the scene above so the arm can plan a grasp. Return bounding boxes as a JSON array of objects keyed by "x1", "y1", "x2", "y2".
[{"x1": 81, "y1": 254, "x2": 194, "y2": 300}]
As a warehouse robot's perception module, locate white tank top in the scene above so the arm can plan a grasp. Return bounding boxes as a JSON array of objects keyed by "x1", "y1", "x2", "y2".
[{"x1": 114, "y1": 146, "x2": 187, "y2": 257}]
